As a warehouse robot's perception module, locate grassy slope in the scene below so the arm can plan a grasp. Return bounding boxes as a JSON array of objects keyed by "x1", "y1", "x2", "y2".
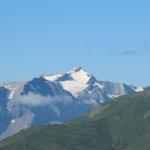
[{"x1": 1, "y1": 90, "x2": 150, "y2": 150}]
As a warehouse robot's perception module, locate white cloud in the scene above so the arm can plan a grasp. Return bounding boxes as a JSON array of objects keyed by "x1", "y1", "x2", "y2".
[{"x1": 12, "y1": 93, "x2": 73, "y2": 107}]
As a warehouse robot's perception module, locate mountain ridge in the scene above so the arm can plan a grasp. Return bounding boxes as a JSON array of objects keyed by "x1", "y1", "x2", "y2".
[{"x1": 0, "y1": 67, "x2": 144, "y2": 141}]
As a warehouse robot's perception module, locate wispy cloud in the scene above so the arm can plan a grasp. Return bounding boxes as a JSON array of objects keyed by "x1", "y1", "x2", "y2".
[
  {"x1": 110, "y1": 41, "x2": 150, "y2": 57},
  {"x1": 12, "y1": 93, "x2": 73, "y2": 107},
  {"x1": 122, "y1": 48, "x2": 150, "y2": 56},
  {"x1": 122, "y1": 50, "x2": 136, "y2": 56},
  {"x1": 125, "y1": 41, "x2": 150, "y2": 56}
]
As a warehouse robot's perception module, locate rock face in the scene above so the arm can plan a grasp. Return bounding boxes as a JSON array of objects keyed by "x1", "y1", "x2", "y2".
[
  {"x1": 0, "y1": 67, "x2": 143, "y2": 140},
  {"x1": 0, "y1": 87, "x2": 12, "y2": 134}
]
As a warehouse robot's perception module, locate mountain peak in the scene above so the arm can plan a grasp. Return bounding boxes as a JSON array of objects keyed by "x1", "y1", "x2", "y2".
[
  {"x1": 68, "y1": 67, "x2": 94, "y2": 85},
  {"x1": 41, "y1": 73, "x2": 49, "y2": 78},
  {"x1": 71, "y1": 66, "x2": 83, "y2": 72}
]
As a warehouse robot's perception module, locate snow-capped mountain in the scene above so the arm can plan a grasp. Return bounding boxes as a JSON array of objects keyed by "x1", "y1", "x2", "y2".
[
  {"x1": 0, "y1": 67, "x2": 143, "y2": 140},
  {"x1": 44, "y1": 67, "x2": 143, "y2": 103}
]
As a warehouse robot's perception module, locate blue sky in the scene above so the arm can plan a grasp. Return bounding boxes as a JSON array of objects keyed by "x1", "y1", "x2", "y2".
[{"x1": 0, "y1": 0, "x2": 150, "y2": 86}]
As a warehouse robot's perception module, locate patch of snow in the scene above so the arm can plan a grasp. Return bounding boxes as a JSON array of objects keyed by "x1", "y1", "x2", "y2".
[
  {"x1": 129, "y1": 85, "x2": 144, "y2": 92},
  {"x1": 107, "y1": 94, "x2": 120, "y2": 99},
  {"x1": 44, "y1": 73, "x2": 64, "y2": 81},
  {"x1": 60, "y1": 80, "x2": 88, "y2": 97},
  {"x1": 11, "y1": 120, "x2": 15, "y2": 124},
  {"x1": 94, "y1": 82, "x2": 104, "y2": 89},
  {"x1": 68, "y1": 67, "x2": 91, "y2": 84},
  {"x1": 0, "y1": 84, "x2": 17, "y2": 99},
  {"x1": 8, "y1": 88, "x2": 17, "y2": 99},
  {"x1": 134, "y1": 87, "x2": 144, "y2": 92}
]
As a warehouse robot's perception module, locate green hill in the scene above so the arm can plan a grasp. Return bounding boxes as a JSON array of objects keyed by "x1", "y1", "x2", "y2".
[{"x1": 1, "y1": 89, "x2": 150, "y2": 150}]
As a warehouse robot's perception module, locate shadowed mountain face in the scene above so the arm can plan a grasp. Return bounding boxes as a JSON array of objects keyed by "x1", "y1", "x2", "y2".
[
  {"x1": 21, "y1": 77, "x2": 73, "y2": 97},
  {"x1": 0, "y1": 67, "x2": 143, "y2": 140},
  {"x1": 0, "y1": 88, "x2": 12, "y2": 134},
  {"x1": 0, "y1": 90, "x2": 150, "y2": 150}
]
